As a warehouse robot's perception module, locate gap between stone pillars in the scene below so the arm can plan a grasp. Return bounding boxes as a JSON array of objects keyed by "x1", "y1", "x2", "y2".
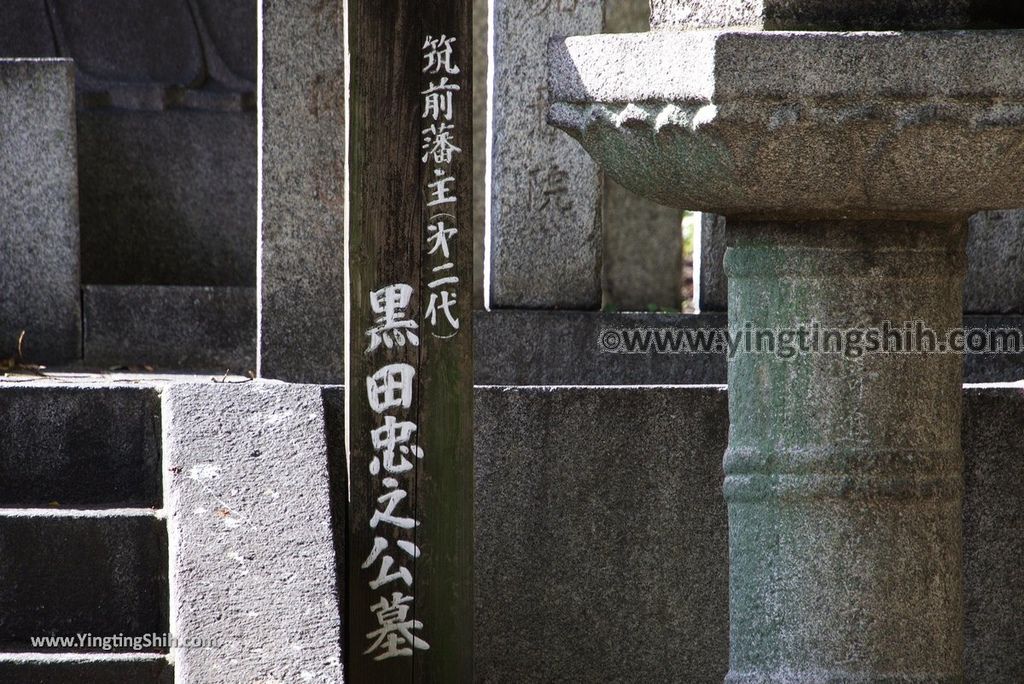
[{"x1": 722, "y1": 219, "x2": 967, "y2": 683}]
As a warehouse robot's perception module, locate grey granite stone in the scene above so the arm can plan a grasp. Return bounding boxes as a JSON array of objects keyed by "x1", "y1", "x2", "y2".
[
  {"x1": 259, "y1": 0, "x2": 345, "y2": 384},
  {"x1": 474, "y1": 385, "x2": 730, "y2": 683},
  {"x1": 0, "y1": 654, "x2": 171, "y2": 684},
  {"x1": 696, "y1": 212, "x2": 727, "y2": 313},
  {"x1": 489, "y1": 0, "x2": 603, "y2": 309},
  {"x1": 474, "y1": 310, "x2": 1024, "y2": 385},
  {"x1": 604, "y1": 0, "x2": 650, "y2": 32},
  {"x1": 549, "y1": 30, "x2": 1024, "y2": 219},
  {"x1": 0, "y1": 0, "x2": 57, "y2": 57},
  {"x1": 0, "y1": 59, "x2": 81, "y2": 364},
  {"x1": 963, "y1": 385, "x2": 1024, "y2": 683},
  {"x1": 191, "y1": 0, "x2": 258, "y2": 86},
  {"x1": 473, "y1": 0, "x2": 487, "y2": 308},
  {"x1": 966, "y1": 209, "x2": 1024, "y2": 315},
  {"x1": 0, "y1": 384, "x2": 161, "y2": 507},
  {"x1": 49, "y1": 0, "x2": 203, "y2": 87},
  {"x1": 603, "y1": 178, "x2": 683, "y2": 312},
  {"x1": 0, "y1": 510, "x2": 167, "y2": 648},
  {"x1": 650, "y1": 0, "x2": 975, "y2": 30},
  {"x1": 77, "y1": 110, "x2": 256, "y2": 287},
  {"x1": 163, "y1": 381, "x2": 344, "y2": 683},
  {"x1": 473, "y1": 310, "x2": 728, "y2": 385},
  {"x1": 83, "y1": 285, "x2": 256, "y2": 372}
]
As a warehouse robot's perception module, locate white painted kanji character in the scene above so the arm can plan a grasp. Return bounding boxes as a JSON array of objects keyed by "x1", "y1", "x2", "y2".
[
  {"x1": 364, "y1": 592, "x2": 430, "y2": 660},
  {"x1": 362, "y1": 537, "x2": 414, "y2": 590},
  {"x1": 427, "y1": 218, "x2": 457, "y2": 259},
  {"x1": 422, "y1": 35, "x2": 460, "y2": 75},
  {"x1": 427, "y1": 170, "x2": 457, "y2": 206},
  {"x1": 422, "y1": 78, "x2": 460, "y2": 121},
  {"x1": 366, "y1": 364, "x2": 415, "y2": 414},
  {"x1": 366, "y1": 284, "x2": 419, "y2": 353},
  {"x1": 370, "y1": 478, "x2": 419, "y2": 530},
  {"x1": 370, "y1": 416, "x2": 424, "y2": 475},
  {"x1": 425, "y1": 290, "x2": 460, "y2": 332},
  {"x1": 421, "y1": 123, "x2": 461, "y2": 164}
]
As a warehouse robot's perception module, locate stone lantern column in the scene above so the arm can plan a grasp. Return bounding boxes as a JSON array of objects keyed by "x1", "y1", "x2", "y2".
[{"x1": 548, "y1": 2, "x2": 1024, "y2": 680}]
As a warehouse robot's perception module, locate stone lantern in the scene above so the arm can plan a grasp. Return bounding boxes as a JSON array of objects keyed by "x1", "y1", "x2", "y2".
[{"x1": 549, "y1": 3, "x2": 1024, "y2": 681}]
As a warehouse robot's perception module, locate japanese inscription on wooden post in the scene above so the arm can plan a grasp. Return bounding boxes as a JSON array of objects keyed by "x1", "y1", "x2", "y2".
[{"x1": 348, "y1": 1, "x2": 473, "y2": 681}]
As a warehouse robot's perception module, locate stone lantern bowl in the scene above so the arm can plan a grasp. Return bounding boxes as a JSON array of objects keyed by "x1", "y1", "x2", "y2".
[{"x1": 548, "y1": 29, "x2": 1024, "y2": 220}]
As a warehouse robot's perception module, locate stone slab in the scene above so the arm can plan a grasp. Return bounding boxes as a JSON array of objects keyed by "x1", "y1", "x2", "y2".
[
  {"x1": 192, "y1": 0, "x2": 258, "y2": 85},
  {"x1": 966, "y1": 210, "x2": 1024, "y2": 314},
  {"x1": 602, "y1": 179, "x2": 683, "y2": 312},
  {"x1": 163, "y1": 381, "x2": 345, "y2": 683},
  {"x1": 474, "y1": 384, "x2": 1024, "y2": 682},
  {"x1": 77, "y1": 109, "x2": 256, "y2": 287},
  {"x1": 0, "y1": 510, "x2": 168, "y2": 648},
  {"x1": 83, "y1": 285, "x2": 255, "y2": 372},
  {"x1": 475, "y1": 311, "x2": 1024, "y2": 385},
  {"x1": 0, "y1": 0, "x2": 57, "y2": 57},
  {"x1": 0, "y1": 654, "x2": 171, "y2": 684},
  {"x1": 259, "y1": 0, "x2": 345, "y2": 384},
  {"x1": 0, "y1": 59, "x2": 81, "y2": 364},
  {"x1": 49, "y1": 0, "x2": 203, "y2": 86},
  {"x1": 488, "y1": 0, "x2": 603, "y2": 309},
  {"x1": 474, "y1": 385, "x2": 731, "y2": 682},
  {"x1": 0, "y1": 385, "x2": 161, "y2": 507},
  {"x1": 695, "y1": 212, "x2": 727, "y2": 312}
]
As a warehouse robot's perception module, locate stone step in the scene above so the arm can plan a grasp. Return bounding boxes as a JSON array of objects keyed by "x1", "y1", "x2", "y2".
[
  {"x1": 0, "y1": 384, "x2": 161, "y2": 507},
  {"x1": 0, "y1": 653, "x2": 171, "y2": 683},
  {"x1": 0, "y1": 509, "x2": 168, "y2": 651},
  {"x1": 82, "y1": 285, "x2": 256, "y2": 373}
]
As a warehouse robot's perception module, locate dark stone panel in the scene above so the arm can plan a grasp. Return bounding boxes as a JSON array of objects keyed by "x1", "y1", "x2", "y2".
[
  {"x1": 49, "y1": 0, "x2": 204, "y2": 86},
  {"x1": 0, "y1": 0, "x2": 57, "y2": 57},
  {"x1": 192, "y1": 0, "x2": 257, "y2": 85},
  {"x1": 0, "y1": 513, "x2": 168, "y2": 648},
  {"x1": 474, "y1": 386, "x2": 731, "y2": 683},
  {"x1": 83, "y1": 285, "x2": 256, "y2": 372},
  {"x1": 0, "y1": 385, "x2": 161, "y2": 507},
  {"x1": 78, "y1": 109, "x2": 257, "y2": 287},
  {"x1": 0, "y1": 656, "x2": 172, "y2": 684}
]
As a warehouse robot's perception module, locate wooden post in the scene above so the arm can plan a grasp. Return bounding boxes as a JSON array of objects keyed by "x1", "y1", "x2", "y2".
[{"x1": 347, "y1": 0, "x2": 473, "y2": 682}]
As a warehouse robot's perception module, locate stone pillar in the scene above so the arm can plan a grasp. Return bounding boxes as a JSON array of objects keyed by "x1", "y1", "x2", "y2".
[
  {"x1": 696, "y1": 212, "x2": 727, "y2": 312},
  {"x1": 259, "y1": 0, "x2": 345, "y2": 383},
  {"x1": 966, "y1": 209, "x2": 1024, "y2": 314},
  {"x1": 0, "y1": 59, "x2": 80, "y2": 365},
  {"x1": 723, "y1": 221, "x2": 966, "y2": 681},
  {"x1": 488, "y1": 0, "x2": 603, "y2": 309}
]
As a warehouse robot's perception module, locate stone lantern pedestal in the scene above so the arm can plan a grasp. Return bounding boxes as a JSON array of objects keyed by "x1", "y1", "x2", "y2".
[{"x1": 549, "y1": 6, "x2": 1024, "y2": 681}]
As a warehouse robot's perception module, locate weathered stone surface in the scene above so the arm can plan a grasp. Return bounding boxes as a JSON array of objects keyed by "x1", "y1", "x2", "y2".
[
  {"x1": 696, "y1": 212, "x2": 727, "y2": 312},
  {"x1": 50, "y1": 0, "x2": 203, "y2": 86},
  {"x1": 489, "y1": 0, "x2": 603, "y2": 309},
  {"x1": 962, "y1": 315, "x2": 1024, "y2": 383},
  {"x1": 163, "y1": 382, "x2": 344, "y2": 683},
  {"x1": 83, "y1": 285, "x2": 255, "y2": 372},
  {"x1": 0, "y1": 510, "x2": 167, "y2": 648},
  {"x1": 78, "y1": 110, "x2": 256, "y2": 287},
  {"x1": 474, "y1": 310, "x2": 727, "y2": 385},
  {"x1": 604, "y1": 0, "x2": 651, "y2": 32},
  {"x1": 966, "y1": 209, "x2": 1024, "y2": 314},
  {"x1": 0, "y1": 384, "x2": 161, "y2": 507},
  {"x1": 650, "y1": 0, "x2": 975, "y2": 30},
  {"x1": 602, "y1": 179, "x2": 683, "y2": 311},
  {"x1": 0, "y1": 654, "x2": 171, "y2": 684},
  {"x1": 192, "y1": 0, "x2": 258, "y2": 86},
  {"x1": 0, "y1": 59, "x2": 81, "y2": 364},
  {"x1": 963, "y1": 385, "x2": 1024, "y2": 683},
  {"x1": 259, "y1": 0, "x2": 345, "y2": 384},
  {"x1": 0, "y1": 0, "x2": 57, "y2": 57},
  {"x1": 475, "y1": 385, "x2": 730, "y2": 683},
  {"x1": 474, "y1": 383, "x2": 1024, "y2": 681},
  {"x1": 549, "y1": 31, "x2": 1024, "y2": 219},
  {"x1": 725, "y1": 221, "x2": 966, "y2": 681}
]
